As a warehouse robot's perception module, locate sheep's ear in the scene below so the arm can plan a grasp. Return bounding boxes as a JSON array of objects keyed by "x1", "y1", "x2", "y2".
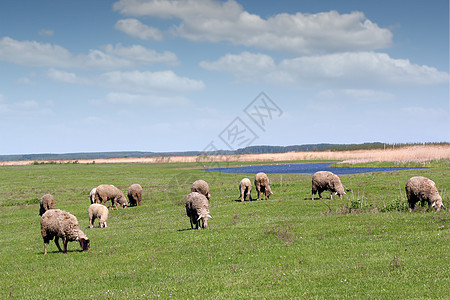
[
  {"x1": 197, "y1": 216, "x2": 201, "y2": 222},
  {"x1": 208, "y1": 214, "x2": 212, "y2": 219},
  {"x1": 432, "y1": 202, "x2": 436, "y2": 207}
]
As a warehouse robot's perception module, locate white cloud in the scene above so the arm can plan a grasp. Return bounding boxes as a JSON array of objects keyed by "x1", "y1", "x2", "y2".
[
  {"x1": 200, "y1": 51, "x2": 449, "y2": 88},
  {"x1": 113, "y1": 0, "x2": 392, "y2": 54},
  {"x1": 316, "y1": 89, "x2": 395, "y2": 103},
  {"x1": 0, "y1": 97, "x2": 53, "y2": 116},
  {"x1": 16, "y1": 77, "x2": 37, "y2": 86},
  {"x1": 103, "y1": 43, "x2": 178, "y2": 66},
  {"x1": 38, "y1": 29, "x2": 54, "y2": 37},
  {"x1": 0, "y1": 37, "x2": 178, "y2": 69},
  {"x1": 96, "y1": 92, "x2": 191, "y2": 107},
  {"x1": 47, "y1": 69, "x2": 88, "y2": 84},
  {"x1": 100, "y1": 70, "x2": 205, "y2": 92},
  {"x1": 115, "y1": 18, "x2": 163, "y2": 40}
]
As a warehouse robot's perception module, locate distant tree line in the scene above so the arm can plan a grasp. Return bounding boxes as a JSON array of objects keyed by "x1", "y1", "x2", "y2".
[{"x1": 0, "y1": 142, "x2": 447, "y2": 162}]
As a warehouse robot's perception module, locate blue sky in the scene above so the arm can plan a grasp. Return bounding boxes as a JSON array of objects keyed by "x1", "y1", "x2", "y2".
[{"x1": 0, "y1": 0, "x2": 448, "y2": 155}]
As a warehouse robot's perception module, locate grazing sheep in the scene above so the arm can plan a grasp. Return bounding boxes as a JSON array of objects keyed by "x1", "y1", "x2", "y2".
[
  {"x1": 39, "y1": 193, "x2": 55, "y2": 216},
  {"x1": 185, "y1": 192, "x2": 212, "y2": 229},
  {"x1": 40, "y1": 209, "x2": 90, "y2": 254},
  {"x1": 191, "y1": 180, "x2": 211, "y2": 200},
  {"x1": 405, "y1": 176, "x2": 443, "y2": 212},
  {"x1": 95, "y1": 184, "x2": 128, "y2": 209},
  {"x1": 312, "y1": 171, "x2": 349, "y2": 200},
  {"x1": 239, "y1": 178, "x2": 252, "y2": 201},
  {"x1": 89, "y1": 188, "x2": 96, "y2": 204},
  {"x1": 254, "y1": 172, "x2": 273, "y2": 200},
  {"x1": 127, "y1": 183, "x2": 143, "y2": 206},
  {"x1": 88, "y1": 203, "x2": 109, "y2": 228}
]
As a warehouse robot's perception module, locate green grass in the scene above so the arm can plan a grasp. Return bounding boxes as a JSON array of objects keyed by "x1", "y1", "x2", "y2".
[{"x1": 0, "y1": 161, "x2": 448, "y2": 299}]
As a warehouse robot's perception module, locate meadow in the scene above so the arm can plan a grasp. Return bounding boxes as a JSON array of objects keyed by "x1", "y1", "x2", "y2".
[{"x1": 0, "y1": 159, "x2": 448, "y2": 299}]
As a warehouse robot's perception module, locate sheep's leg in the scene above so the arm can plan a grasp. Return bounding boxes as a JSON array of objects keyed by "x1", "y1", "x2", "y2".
[
  {"x1": 62, "y1": 238, "x2": 68, "y2": 253},
  {"x1": 241, "y1": 190, "x2": 244, "y2": 202},
  {"x1": 43, "y1": 242, "x2": 48, "y2": 255},
  {"x1": 54, "y1": 237, "x2": 63, "y2": 252}
]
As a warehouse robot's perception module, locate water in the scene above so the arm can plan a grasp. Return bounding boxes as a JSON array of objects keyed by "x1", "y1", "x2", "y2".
[{"x1": 200, "y1": 162, "x2": 424, "y2": 175}]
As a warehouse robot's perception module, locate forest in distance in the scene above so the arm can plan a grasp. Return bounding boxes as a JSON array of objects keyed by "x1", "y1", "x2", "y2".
[{"x1": 0, "y1": 142, "x2": 448, "y2": 162}]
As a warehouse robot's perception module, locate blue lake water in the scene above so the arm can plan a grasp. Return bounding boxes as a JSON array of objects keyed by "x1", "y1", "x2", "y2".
[{"x1": 200, "y1": 162, "x2": 424, "y2": 175}]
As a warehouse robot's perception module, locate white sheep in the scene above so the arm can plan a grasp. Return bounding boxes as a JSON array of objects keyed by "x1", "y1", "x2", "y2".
[
  {"x1": 127, "y1": 183, "x2": 143, "y2": 206},
  {"x1": 239, "y1": 178, "x2": 252, "y2": 201},
  {"x1": 254, "y1": 172, "x2": 273, "y2": 200},
  {"x1": 312, "y1": 171, "x2": 349, "y2": 200},
  {"x1": 95, "y1": 184, "x2": 128, "y2": 209},
  {"x1": 405, "y1": 176, "x2": 443, "y2": 212},
  {"x1": 191, "y1": 179, "x2": 211, "y2": 200},
  {"x1": 88, "y1": 203, "x2": 109, "y2": 228},
  {"x1": 185, "y1": 192, "x2": 212, "y2": 229},
  {"x1": 39, "y1": 193, "x2": 55, "y2": 216},
  {"x1": 89, "y1": 188, "x2": 96, "y2": 204},
  {"x1": 40, "y1": 209, "x2": 90, "y2": 254}
]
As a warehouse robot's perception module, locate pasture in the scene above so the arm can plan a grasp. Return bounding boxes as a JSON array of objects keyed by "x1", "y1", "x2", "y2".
[{"x1": 0, "y1": 160, "x2": 448, "y2": 299}]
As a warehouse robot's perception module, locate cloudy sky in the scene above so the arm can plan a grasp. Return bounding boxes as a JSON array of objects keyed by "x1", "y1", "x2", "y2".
[{"x1": 0, "y1": 0, "x2": 448, "y2": 155}]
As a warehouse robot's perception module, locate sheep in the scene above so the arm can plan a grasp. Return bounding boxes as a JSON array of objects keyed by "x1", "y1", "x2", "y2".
[
  {"x1": 312, "y1": 171, "x2": 349, "y2": 200},
  {"x1": 239, "y1": 178, "x2": 252, "y2": 201},
  {"x1": 39, "y1": 193, "x2": 55, "y2": 216},
  {"x1": 185, "y1": 192, "x2": 212, "y2": 229},
  {"x1": 95, "y1": 184, "x2": 128, "y2": 209},
  {"x1": 88, "y1": 203, "x2": 109, "y2": 228},
  {"x1": 405, "y1": 176, "x2": 443, "y2": 212},
  {"x1": 89, "y1": 188, "x2": 96, "y2": 204},
  {"x1": 191, "y1": 180, "x2": 211, "y2": 200},
  {"x1": 127, "y1": 183, "x2": 143, "y2": 206},
  {"x1": 254, "y1": 172, "x2": 273, "y2": 200},
  {"x1": 40, "y1": 209, "x2": 90, "y2": 254}
]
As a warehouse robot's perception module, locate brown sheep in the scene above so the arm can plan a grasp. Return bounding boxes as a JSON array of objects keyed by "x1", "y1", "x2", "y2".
[
  {"x1": 191, "y1": 179, "x2": 211, "y2": 200},
  {"x1": 95, "y1": 184, "x2": 128, "y2": 209},
  {"x1": 405, "y1": 176, "x2": 443, "y2": 212},
  {"x1": 239, "y1": 178, "x2": 252, "y2": 201},
  {"x1": 39, "y1": 193, "x2": 55, "y2": 216},
  {"x1": 185, "y1": 192, "x2": 212, "y2": 229},
  {"x1": 254, "y1": 172, "x2": 273, "y2": 200},
  {"x1": 40, "y1": 209, "x2": 90, "y2": 254},
  {"x1": 127, "y1": 183, "x2": 143, "y2": 206},
  {"x1": 312, "y1": 171, "x2": 349, "y2": 200}
]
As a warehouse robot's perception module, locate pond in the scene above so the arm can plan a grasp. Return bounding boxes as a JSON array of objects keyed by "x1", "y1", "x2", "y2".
[{"x1": 200, "y1": 162, "x2": 424, "y2": 175}]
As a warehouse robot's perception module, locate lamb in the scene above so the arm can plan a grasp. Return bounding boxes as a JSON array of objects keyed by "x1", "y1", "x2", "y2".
[
  {"x1": 89, "y1": 188, "x2": 96, "y2": 204},
  {"x1": 405, "y1": 176, "x2": 443, "y2": 212},
  {"x1": 185, "y1": 192, "x2": 212, "y2": 229},
  {"x1": 40, "y1": 209, "x2": 90, "y2": 254},
  {"x1": 127, "y1": 183, "x2": 143, "y2": 206},
  {"x1": 88, "y1": 203, "x2": 109, "y2": 228},
  {"x1": 254, "y1": 172, "x2": 273, "y2": 200},
  {"x1": 312, "y1": 171, "x2": 349, "y2": 200},
  {"x1": 239, "y1": 178, "x2": 252, "y2": 201},
  {"x1": 39, "y1": 193, "x2": 55, "y2": 216},
  {"x1": 95, "y1": 184, "x2": 128, "y2": 209},
  {"x1": 191, "y1": 179, "x2": 211, "y2": 200}
]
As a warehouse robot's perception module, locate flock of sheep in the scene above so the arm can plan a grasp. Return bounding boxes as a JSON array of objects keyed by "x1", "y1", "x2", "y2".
[
  {"x1": 38, "y1": 169, "x2": 444, "y2": 255},
  {"x1": 38, "y1": 183, "x2": 142, "y2": 254}
]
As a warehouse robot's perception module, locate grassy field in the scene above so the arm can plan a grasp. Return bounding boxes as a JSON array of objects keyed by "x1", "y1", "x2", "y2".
[{"x1": 0, "y1": 160, "x2": 448, "y2": 299}]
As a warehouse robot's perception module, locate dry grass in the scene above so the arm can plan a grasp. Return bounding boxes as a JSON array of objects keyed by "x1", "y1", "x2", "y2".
[{"x1": 1, "y1": 144, "x2": 449, "y2": 166}]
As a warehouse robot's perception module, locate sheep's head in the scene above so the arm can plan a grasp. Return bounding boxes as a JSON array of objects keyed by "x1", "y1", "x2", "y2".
[
  {"x1": 197, "y1": 213, "x2": 212, "y2": 229},
  {"x1": 265, "y1": 186, "x2": 273, "y2": 199},
  {"x1": 431, "y1": 195, "x2": 443, "y2": 212},
  {"x1": 78, "y1": 237, "x2": 90, "y2": 251},
  {"x1": 118, "y1": 195, "x2": 128, "y2": 208}
]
